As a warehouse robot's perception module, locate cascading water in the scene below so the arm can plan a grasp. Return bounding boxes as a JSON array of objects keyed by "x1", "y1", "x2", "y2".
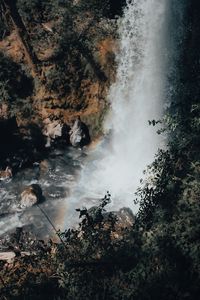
[
  {"x1": 65, "y1": 0, "x2": 170, "y2": 222},
  {"x1": 100, "y1": 0, "x2": 169, "y2": 205}
]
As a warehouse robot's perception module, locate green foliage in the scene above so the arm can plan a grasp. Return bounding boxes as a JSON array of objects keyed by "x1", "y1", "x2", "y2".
[
  {"x1": 16, "y1": 0, "x2": 113, "y2": 97},
  {"x1": 16, "y1": 0, "x2": 74, "y2": 57},
  {"x1": 76, "y1": 0, "x2": 111, "y2": 18},
  {"x1": 17, "y1": 0, "x2": 59, "y2": 22},
  {"x1": 76, "y1": 0, "x2": 126, "y2": 19},
  {"x1": 44, "y1": 55, "x2": 88, "y2": 100}
]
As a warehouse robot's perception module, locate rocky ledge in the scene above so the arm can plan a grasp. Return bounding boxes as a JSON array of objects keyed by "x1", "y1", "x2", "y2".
[{"x1": 0, "y1": 0, "x2": 122, "y2": 173}]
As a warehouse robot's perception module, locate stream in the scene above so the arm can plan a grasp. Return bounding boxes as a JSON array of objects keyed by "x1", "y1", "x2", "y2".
[{"x1": 0, "y1": 147, "x2": 87, "y2": 239}]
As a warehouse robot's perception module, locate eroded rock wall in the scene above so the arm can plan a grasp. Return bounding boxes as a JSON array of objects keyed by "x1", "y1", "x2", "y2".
[{"x1": 0, "y1": 0, "x2": 125, "y2": 170}]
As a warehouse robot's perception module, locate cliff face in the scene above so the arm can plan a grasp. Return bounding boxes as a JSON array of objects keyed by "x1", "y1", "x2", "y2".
[{"x1": 0, "y1": 0, "x2": 123, "y2": 170}]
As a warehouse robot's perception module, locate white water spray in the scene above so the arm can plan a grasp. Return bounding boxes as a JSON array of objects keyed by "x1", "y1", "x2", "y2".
[{"x1": 66, "y1": 0, "x2": 169, "y2": 220}]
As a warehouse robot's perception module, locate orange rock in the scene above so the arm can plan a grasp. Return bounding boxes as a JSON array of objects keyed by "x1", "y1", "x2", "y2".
[{"x1": 0, "y1": 167, "x2": 12, "y2": 181}]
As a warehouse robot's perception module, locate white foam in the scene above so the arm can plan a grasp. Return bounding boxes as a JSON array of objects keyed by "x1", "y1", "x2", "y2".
[{"x1": 67, "y1": 0, "x2": 169, "y2": 214}]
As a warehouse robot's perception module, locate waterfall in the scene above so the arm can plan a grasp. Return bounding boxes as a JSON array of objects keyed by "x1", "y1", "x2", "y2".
[
  {"x1": 65, "y1": 0, "x2": 170, "y2": 222},
  {"x1": 100, "y1": 0, "x2": 168, "y2": 208}
]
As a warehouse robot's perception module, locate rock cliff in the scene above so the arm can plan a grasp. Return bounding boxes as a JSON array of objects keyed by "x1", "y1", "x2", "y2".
[{"x1": 0, "y1": 0, "x2": 125, "y2": 171}]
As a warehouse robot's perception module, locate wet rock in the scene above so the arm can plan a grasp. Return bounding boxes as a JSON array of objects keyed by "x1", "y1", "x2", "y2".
[
  {"x1": 20, "y1": 184, "x2": 43, "y2": 209},
  {"x1": 87, "y1": 206, "x2": 134, "y2": 231},
  {"x1": 115, "y1": 208, "x2": 135, "y2": 228},
  {"x1": 43, "y1": 118, "x2": 63, "y2": 147},
  {"x1": 39, "y1": 159, "x2": 49, "y2": 175},
  {"x1": 0, "y1": 102, "x2": 10, "y2": 120},
  {"x1": 0, "y1": 167, "x2": 12, "y2": 181},
  {"x1": 69, "y1": 117, "x2": 90, "y2": 148},
  {"x1": 0, "y1": 227, "x2": 47, "y2": 254}
]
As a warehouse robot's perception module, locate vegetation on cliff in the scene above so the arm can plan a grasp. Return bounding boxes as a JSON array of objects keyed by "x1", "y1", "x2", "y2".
[
  {"x1": 0, "y1": 0, "x2": 122, "y2": 170},
  {"x1": 0, "y1": 0, "x2": 200, "y2": 299}
]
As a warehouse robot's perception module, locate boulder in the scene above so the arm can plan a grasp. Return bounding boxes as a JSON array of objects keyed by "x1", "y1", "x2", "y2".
[
  {"x1": 0, "y1": 102, "x2": 10, "y2": 119},
  {"x1": 43, "y1": 118, "x2": 63, "y2": 147},
  {"x1": 0, "y1": 166, "x2": 12, "y2": 181},
  {"x1": 85, "y1": 206, "x2": 134, "y2": 230},
  {"x1": 39, "y1": 159, "x2": 49, "y2": 175},
  {"x1": 69, "y1": 117, "x2": 90, "y2": 148},
  {"x1": 115, "y1": 208, "x2": 135, "y2": 228},
  {"x1": 20, "y1": 184, "x2": 43, "y2": 209},
  {"x1": 110, "y1": 208, "x2": 135, "y2": 240}
]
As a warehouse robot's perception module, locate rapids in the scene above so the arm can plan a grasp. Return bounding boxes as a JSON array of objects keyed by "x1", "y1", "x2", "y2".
[{"x1": 0, "y1": 148, "x2": 85, "y2": 238}]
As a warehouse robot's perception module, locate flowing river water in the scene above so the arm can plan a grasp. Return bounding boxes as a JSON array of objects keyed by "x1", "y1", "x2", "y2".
[{"x1": 0, "y1": 0, "x2": 187, "y2": 238}]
